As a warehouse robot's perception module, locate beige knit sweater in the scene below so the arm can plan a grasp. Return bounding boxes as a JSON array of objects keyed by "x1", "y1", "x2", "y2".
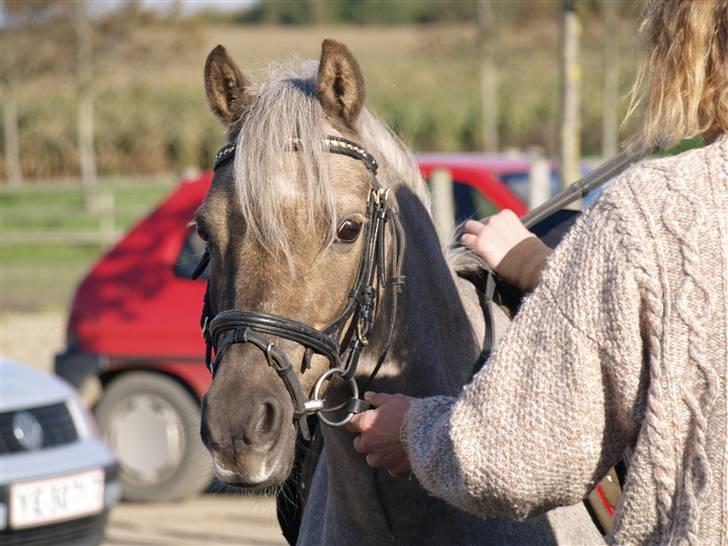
[{"x1": 402, "y1": 136, "x2": 728, "y2": 545}]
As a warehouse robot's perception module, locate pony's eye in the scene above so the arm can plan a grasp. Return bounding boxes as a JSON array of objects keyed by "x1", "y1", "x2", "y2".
[
  {"x1": 196, "y1": 224, "x2": 209, "y2": 242},
  {"x1": 336, "y1": 219, "x2": 363, "y2": 243}
]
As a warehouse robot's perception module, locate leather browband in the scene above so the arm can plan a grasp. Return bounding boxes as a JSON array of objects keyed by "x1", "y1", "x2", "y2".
[{"x1": 213, "y1": 135, "x2": 379, "y2": 174}]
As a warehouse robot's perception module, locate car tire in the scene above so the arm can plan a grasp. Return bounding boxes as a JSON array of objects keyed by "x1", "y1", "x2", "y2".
[{"x1": 95, "y1": 372, "x2": 211, "y2": 502}]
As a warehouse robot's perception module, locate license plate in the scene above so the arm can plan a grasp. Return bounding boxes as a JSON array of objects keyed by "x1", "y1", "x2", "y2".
[{"x1": 10, "y1": 469, "x2": 104, "y2": 529}]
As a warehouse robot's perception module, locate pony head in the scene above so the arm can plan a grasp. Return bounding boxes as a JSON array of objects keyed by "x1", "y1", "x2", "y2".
[{"x1": 197, "y1": 39, "x2": 416, "y2": 487}]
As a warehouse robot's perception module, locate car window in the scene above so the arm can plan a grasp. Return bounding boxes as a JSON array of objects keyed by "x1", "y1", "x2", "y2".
[
  {"x1": 174, "y1": 228, "x2": 209, "y2": 280},
  {"x1": 426, "y1": 178, "x2": 500, "y2": 222},
  {"x1": 453, "y1": 181, "x2": 499, "y2": 221},
  {"x1": 498, "y1": 173, "x2": 531, "y2": 203}
]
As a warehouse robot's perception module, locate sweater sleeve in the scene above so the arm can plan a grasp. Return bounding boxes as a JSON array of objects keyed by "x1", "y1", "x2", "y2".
[
  {"x1": 401, "y1": 189, "x2": 649, "y2": 520},
  {"x1": 495, "y1": 236, "x2": 553, "y2": 292}
]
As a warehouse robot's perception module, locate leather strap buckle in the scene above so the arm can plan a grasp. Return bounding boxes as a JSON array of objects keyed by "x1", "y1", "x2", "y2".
[{"x1": 265, "y1": 342, "x2": 275, "y2": 368}]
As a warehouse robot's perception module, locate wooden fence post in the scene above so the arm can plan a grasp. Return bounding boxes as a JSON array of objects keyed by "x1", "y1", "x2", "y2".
[
  {"x1": 431, "y1": 168, "x2": 455, "y2": 242},
  {"x1": 528, "y1": 148, "x2": 551, "y2": 210},
  {"x1": 97, "y1": 189, "x2": 115, "y2": 244}
]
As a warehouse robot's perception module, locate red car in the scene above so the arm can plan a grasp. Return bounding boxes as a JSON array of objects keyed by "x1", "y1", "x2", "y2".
[{"x1": 54, "y1": 158, "x2": 527, "y2": 501}]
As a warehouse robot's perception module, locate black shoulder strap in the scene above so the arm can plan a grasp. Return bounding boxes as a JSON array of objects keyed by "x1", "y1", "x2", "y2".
[{"x1": 456, "y1": 268, "x2": 495, "y2": 377}]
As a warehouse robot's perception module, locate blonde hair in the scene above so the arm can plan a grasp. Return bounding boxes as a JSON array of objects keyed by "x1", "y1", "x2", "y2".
[{"x1": 628, "y1": 0, "x2": 728, "y2": 151}]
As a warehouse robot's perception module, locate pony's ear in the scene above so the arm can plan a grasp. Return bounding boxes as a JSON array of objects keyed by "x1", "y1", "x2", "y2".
[
  {"x1": 204, "y1": 45, "x2": 252, "y2": 128},
  {"x1": 317, "y1": 39, "x2": 366, "y2": 128}
]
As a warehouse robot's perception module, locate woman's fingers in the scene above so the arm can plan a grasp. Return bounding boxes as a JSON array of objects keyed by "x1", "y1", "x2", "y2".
[
  {"x1": 346, "y1": 409, "x2": 376, "y2": 433},
  {"x1": 460, "y1": 210, "x2": 534, "y2": 270},
  {"x1": 347, "y1": 394, "x2": 415, "y2": 476},
  {"x1": 363, "y1": 391, "x2": 393, "y2": 408},
  {"x1": 461, "y1": 233, "x2": 478, "y2": 249},
  {"x1": 353, "y1": 434, "x2": 364, "y2": 452},
  {"x1": 463, "y1": 219, "x2": 485, "y2": 235}
]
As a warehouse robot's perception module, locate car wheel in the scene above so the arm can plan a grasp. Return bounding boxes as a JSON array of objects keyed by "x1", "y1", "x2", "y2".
[{"x1": 95, "y1": 372, "x2": 211, "y2": 501}]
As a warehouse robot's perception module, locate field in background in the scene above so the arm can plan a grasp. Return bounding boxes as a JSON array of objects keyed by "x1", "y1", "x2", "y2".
[
  {"x1": 4, "y1": 20, "x2": 641, "y2": 179},
  {"x1": 1, "y1": 178, "x2": 174, "y2": 311}
]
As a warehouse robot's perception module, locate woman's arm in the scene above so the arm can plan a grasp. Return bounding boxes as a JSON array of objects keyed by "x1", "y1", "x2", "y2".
[
  {"x1": 351, "y1": 185, "x2": 650, "y2": 520},
  {"x1": 403, "y1": 196, "x2": 648, "y2": 519},
  {"x1": 462, "y1": 210, "x2": 552, "y2": 292},
  {"x1": 495, "y1": 236, "x2": 552, "y2": 292}
]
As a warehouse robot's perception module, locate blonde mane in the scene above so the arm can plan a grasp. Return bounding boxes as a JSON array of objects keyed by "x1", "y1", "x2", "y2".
[{"x1": 232, "y1": 60, "x2": 429, "y2": 267}]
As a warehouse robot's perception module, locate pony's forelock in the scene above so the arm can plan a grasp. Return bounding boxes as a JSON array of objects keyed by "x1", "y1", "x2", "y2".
[{"x1": 231, "y1": 59, "x2": 429, "y2": 272}]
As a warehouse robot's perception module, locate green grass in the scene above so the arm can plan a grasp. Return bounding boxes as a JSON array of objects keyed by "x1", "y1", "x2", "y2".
[
  {"x1": 1, "y1": 260, "x2": 94, "y2": 312},
  {"x1": 1, "y1": 182, "x2": 171, "y2": 230},
  {"x1": 2, "y1": 188, "x2": 86, "y2": 208},
  {"x1": 1, "y1": 243, "x2": 102, "y2": 311},
  {"x1": 2, "y1": 243, "x2": 103, "y2": 263},
  {"x1": 1, "y1": 178, "x2": 175, "y2": 311}
]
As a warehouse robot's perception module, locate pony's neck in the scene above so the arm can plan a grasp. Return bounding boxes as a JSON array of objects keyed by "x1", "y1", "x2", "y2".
[
  {"x1": 369, "y1": 183, "x2": 484, "y2": 395},
  {"x1": 316, "y1": 183, "x2": 486, "y2": 540}
]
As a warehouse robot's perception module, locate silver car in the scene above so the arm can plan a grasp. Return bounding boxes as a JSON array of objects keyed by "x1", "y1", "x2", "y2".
[{"x1": 0, "y1": 359, "x2": 120, "y2": 546}]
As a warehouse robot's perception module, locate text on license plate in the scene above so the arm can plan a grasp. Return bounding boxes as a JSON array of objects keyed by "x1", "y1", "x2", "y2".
[{"x1": 10, "y1": 468, "x2": 104, "y2": 529}]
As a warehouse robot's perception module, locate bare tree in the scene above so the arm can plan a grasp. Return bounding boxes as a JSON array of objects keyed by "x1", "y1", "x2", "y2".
[
  {"x1": 0, "y1": 1, "x2": 62, "y2": 186},
  {"x1": 2, "y1": 69, "x2": 23, "y2": 186},
  {"x1": 1, "y1": 6, "x2": 25, "y2": 187},
  {"x1": 71, "y1": 1, "x2": 148, "y2": 211},
  {"x1": 2, "y1": 0, "x2": 199, "y2": 206},
  {"x1": 74, "y1": 2, "x2": 98, "y2": 211},
  {"x1": 477, "y1": 0, "x2": 498, "y2": 153},
  {"x1": 559, "y1": 0, "x2": 581, "y2": 198},
  {"x1": 601, "y1": 0, "x2": 619, "y2": 158}
]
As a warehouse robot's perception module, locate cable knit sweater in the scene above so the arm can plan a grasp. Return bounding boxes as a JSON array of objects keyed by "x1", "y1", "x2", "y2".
[{"x1": 401, "y1": 136, "x2": 728, "y2": 545}]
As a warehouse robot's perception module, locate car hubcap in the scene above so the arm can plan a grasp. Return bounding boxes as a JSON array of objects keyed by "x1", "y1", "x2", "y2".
[{"x1": 106, "y1": 394, "x2": 185, "y2": 487}]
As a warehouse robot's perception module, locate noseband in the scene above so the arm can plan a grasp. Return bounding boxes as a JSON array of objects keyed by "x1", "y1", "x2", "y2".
[{"x1": 194, "y1": 136, "x2": 405, "y2": 440}]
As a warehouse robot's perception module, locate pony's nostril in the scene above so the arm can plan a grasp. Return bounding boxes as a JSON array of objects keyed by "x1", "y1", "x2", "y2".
[
  {"x1": 254, "y1": 400, "x2": 280, "y2": 445},
  {"x1": 240, "y1": 399, "x2": 281, "y2": 447},
  {"x1": 258, "y1": 401, "x2": 279, "y2": 438}
]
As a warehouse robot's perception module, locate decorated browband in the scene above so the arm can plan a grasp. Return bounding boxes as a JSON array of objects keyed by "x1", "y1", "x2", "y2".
[{"x1": 213, "y1": 136, "x2": 379, "y2": 174}]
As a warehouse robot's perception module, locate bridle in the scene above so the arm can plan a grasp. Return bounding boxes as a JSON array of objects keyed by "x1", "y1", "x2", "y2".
[{"x1": 193, "y1": 136, "x2": 406, "y2": 440}]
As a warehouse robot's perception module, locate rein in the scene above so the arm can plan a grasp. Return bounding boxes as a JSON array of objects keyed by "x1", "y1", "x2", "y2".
[{"x1": 193, "y1": 136, "x2": 405, "y2": 440}]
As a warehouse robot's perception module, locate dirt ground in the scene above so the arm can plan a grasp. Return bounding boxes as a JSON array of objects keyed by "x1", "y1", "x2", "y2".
[
  {"x1": 0, "y1": 311, "x2": 67, "y2": 372},
  {"x1": 104, "y1": 495, "x2": 286, "y2": 546},
  {"x1": 0, "y1": 311, "x2": 286, "y2": 546}
]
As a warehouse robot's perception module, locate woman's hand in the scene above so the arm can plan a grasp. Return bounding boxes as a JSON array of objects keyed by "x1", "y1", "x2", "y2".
[
  {"x1": 461, "y1": 209, "x2": 535, "y2": 270},
  {"x1": 346, "y1": 392, "x2": 415, "y2": 477}
]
